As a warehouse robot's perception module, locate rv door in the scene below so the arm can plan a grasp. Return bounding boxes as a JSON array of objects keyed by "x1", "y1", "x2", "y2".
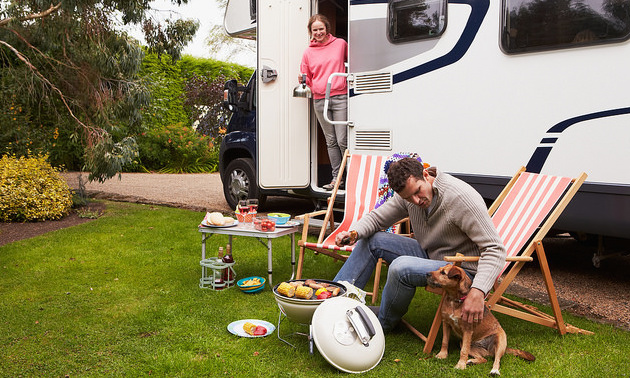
[{"x1": 257, "y1": 0, "x2": 311, "y2": 189}]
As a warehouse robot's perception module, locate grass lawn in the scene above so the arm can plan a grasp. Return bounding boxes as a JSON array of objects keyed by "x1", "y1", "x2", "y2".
[{"x1": 1, "y1": 201, "x2": 628, "y2": 377}]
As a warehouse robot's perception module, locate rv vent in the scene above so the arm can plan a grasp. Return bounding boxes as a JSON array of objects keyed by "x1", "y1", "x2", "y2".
[
  {"x1": 352, "y1": 72, "x2": 393, "y2": 94},
  {"x1": 354, "y1": 130, "x2": 392, "y2": 151}
]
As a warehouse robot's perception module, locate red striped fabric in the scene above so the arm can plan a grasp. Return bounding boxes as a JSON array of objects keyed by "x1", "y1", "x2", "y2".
[
  {"x1": 321, "y1": 154, "x2": 386, "y2": 246},
  {"x1": 492, "y1": 172, "x2": 571, "y2": 275}
]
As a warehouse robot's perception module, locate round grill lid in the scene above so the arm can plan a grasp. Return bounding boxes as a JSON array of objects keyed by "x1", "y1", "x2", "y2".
[{"x1": 311, "y1": 296, "x2": 385, "y2": 373}]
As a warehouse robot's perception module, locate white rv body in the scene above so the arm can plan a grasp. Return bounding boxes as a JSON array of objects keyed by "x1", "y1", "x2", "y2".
[{"x1": 223, "y1": 0, "x2": 630, "y2": 240}]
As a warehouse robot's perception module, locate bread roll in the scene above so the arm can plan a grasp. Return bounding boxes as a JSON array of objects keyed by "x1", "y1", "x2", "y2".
[
  {"x1": 223, "y1": 217, "x2": 235, "y2": 225},
  {"x1": 209, "y1": 212, "x2": 225, "y2": 226}
]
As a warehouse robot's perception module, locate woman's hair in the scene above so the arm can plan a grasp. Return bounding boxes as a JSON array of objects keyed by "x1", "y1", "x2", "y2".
[
  {"x1": 307, "y1": 14, "x2": 331, "y2": 38},
  {"x1": 387, "y1": 157, "x2": 425, "y2": 193}
]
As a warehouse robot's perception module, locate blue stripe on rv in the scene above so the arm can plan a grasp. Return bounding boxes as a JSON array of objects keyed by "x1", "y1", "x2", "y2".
[
  {"x1": 393, "y1": 0, "x2": 490, "y2": 84},
  {"x1": 526, "y1": 106, "x2": 630, "y2": 173}
]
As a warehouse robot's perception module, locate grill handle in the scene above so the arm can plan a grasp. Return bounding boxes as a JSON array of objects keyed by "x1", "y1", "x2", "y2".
[{"x1": 346, "y1": 306, "x2": 376, "y2": 347}]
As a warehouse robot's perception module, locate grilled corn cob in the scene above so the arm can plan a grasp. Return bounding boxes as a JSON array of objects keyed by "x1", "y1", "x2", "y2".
[
  {"x1": 243, "y1": 322, "x2": 257, "y2": 336},
  {"x1": 277, "y1": 282, "x2": 295, "y2": 297},
  {"x1": 295, "y1": 285, "x2": 313, "y2": 299}
]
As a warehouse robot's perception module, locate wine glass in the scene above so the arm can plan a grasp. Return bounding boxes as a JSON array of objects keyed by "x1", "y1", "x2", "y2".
[
  {"x1": 248, "y1": 199, "x2": 259, "y2": 214},
  {"x1": 238, "y1": 200, "x2": 249, "y2": 215}
]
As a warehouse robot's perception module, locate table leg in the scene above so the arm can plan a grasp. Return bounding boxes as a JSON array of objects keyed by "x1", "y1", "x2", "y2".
[
  {"x1": 290, "y1": 233, "x2": 296, "y2": 280},
  {"x1": 201, "y1": 233, "x2": 207, "y2": 284},
  {"x1": 267, "y1": 238, "x2": 273, "y2": 288}
]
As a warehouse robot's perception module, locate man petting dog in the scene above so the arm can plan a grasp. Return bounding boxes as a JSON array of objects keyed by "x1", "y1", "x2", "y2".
[{"x1": 334, "y1": 157, "x2": 506, "y2": 332}]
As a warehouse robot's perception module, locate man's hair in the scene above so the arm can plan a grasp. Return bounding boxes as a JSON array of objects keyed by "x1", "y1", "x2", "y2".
[{"x1": 387, "y1": 157, "x2": 425, "y2": 192}]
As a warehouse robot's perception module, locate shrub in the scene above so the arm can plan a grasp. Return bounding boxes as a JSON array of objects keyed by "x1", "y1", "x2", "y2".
[
  {"x1": 0, "y1": 154, "x2": 73, "y2": 222},
  {"x1": 136, "y1": 123, "x2": 219, "y2": 173}
]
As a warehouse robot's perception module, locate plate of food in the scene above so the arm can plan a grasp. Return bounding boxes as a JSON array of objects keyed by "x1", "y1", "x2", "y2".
[
  {"x1": 227, "y1": 319, "x2": 275, "y2": 338},
  {"x1": 275, "y1": 220, "x2": 300, "y2": 228},
  {"x1": 200, "y1": 212, "x2": 238, "y2": 228},
  {"x1": 200, "y1": 219, "x2": 238, "y2": 228}
]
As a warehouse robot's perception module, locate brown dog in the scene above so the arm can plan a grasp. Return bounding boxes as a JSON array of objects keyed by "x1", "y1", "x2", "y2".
[{"x1": 426, "y1": 264, "x2": 534, "y2": 375}]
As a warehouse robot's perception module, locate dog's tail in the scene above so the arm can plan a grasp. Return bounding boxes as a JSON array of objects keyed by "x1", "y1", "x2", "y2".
[{"x1": 506, "y1": 348, "x2": 535, "y2": 362}]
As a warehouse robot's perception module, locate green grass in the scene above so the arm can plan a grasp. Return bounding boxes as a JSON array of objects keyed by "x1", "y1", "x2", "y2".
[{"x1": 1, "y1": 201, "x2": 629, "y2": 377}]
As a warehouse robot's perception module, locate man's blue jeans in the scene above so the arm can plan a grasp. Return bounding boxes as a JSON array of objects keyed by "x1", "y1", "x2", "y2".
[{"x1": 333, "y1": 232, "x2": 453, "y2": 332}]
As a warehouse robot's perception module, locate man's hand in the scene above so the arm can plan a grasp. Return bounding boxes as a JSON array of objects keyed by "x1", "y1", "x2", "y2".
[
  {"x1": 461, "y1": 288, "x2": 486, "y2": 324},
  {"x1": 335, "y1": 230, "x2": 356, "y2": 246}
]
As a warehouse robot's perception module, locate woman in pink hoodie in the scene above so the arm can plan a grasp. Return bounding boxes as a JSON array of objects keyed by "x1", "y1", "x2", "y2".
[{"x1": 300, "y1": 14, "x2": 348, "y2": 190}]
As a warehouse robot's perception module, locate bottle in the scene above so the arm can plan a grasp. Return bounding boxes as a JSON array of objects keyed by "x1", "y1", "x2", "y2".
[
  {"x1": 222, "y1": 244, "x2": 234, "y2": 284},
  {"x1": 217, "y1": 246, "x2": 224, "y2": 263},
  {"x1": 214, "y1": 247, "x2": 225, "y2": 290}
]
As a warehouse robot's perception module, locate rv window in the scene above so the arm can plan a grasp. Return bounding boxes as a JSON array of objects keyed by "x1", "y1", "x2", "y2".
[
  {"x1": 501, "y1": 0, "x2": 630, "y2": 53},
  {"x1": 388, "y1": 0, "x2": 447, "y2": 43}
]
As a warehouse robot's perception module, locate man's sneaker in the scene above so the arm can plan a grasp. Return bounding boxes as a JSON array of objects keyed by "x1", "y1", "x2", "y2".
[{"x1": 322, "y1": 181, "x2": 335, "y2": 190}]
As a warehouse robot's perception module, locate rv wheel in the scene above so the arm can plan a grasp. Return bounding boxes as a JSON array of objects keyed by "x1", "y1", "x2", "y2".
[{"x1": 223, "y1": 158, "x2": 266, "y2": 210}]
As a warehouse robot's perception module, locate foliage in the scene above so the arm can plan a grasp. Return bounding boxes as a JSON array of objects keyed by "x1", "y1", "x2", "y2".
[
  {"x1": 178, "y1": 55, "x2": 253, "y2": 81},
  {"x1": 136, "y1": 122, "x2": 218, "y2": 173},
  {"x1": 1, "y1": 201, "x2": 629, "y2": 376},
  {"x1": 139, "y1": 53, "x2": 190, "y2": 132},
  {"x1": 0, "y1": 154, "x2": 72, "y2": 222},
  {"x1": 134, "y1": 54, "x2": 252, "y2": 173},
  {"x1": 139, "y1": 54, "x2": 252, "y2": 138},
  {"x1": 0, "y1": 1, "x2": 198, "y2": 182},
  {"x1": 183, "y1": 73, "x2": 229, "y2": 139}
]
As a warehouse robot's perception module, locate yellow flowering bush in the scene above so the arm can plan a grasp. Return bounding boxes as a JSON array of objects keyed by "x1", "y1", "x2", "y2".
[{"x1": 0, "y1": 154, "x2": 73, "y2": 222}]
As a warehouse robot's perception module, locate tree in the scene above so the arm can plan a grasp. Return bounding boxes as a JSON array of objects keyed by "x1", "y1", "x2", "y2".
[
  {"x1": 0, "y1": 1, "x2": 198, "y2": 182},
  {"x1": 206, "y1": 0, "x2": 255, "y2": 64}
]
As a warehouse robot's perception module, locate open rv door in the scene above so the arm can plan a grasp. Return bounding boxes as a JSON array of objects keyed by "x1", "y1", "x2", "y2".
[{"x1": 257, "y1": 0, "x2": 311, "y2": 189}]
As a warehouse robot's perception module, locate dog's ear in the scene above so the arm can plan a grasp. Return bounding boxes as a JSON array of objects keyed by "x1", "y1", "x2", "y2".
[{"x1": 447, "y1": 265, "x2": 462, "y2": 281}]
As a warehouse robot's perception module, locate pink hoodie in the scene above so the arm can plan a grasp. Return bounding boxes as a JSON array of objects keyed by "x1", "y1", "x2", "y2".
[{"x1": 300, "y1": 35, "x2": 348, "y2": 100}]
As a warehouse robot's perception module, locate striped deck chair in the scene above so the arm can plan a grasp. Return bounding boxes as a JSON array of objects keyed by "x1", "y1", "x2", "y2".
[
  {"x1": 296, "y1": 151, "x2": 397, "y2": 303},
  {"x1": 403, "y1": 167, "x2": 592, "y2": 354}
]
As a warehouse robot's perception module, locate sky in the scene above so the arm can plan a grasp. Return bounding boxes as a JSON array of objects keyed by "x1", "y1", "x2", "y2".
[{"x1": 124, "y1": 0, "x2": 256, "y2": 67}]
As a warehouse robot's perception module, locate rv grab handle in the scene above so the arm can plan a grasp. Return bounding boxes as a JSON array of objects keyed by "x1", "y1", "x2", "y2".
[{"x1": 323, "y1": 73, "x2": 352, "y2": 127}]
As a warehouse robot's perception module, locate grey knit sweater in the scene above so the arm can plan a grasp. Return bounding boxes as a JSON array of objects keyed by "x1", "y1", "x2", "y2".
[{"x1": 353, "y1": 169, "x2": 506, "y2": 294}]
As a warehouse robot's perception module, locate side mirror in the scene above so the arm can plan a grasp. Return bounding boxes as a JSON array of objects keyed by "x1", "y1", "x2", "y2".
[{"x1": 223, "y1": 79, "x2": 239, "y2": 112}]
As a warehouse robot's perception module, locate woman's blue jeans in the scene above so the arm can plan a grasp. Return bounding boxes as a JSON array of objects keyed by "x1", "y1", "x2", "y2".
[{"x1": 333, "y1": 232, "x2": 453, "y2": 332}]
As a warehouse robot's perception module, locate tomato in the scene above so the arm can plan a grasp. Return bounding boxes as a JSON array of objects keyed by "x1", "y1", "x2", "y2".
[
  {"x1": 253, "y1": 325, "x2": 267, "y2": 336},
  {"x1": 317, "y1": 291, "x2": 332, "y2": 299}
]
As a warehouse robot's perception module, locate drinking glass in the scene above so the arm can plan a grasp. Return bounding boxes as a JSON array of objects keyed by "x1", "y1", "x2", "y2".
[{"x1": 248, "y1": 199, "x2": 259, "y2": 214}]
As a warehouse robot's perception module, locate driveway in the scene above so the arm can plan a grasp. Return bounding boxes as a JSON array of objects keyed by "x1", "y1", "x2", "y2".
[{"x1": 61, "y1": 172, "x2": 316, "y2": 215}]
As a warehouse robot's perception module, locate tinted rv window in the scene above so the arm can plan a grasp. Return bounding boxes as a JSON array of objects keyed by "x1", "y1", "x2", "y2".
[
  {"x1": 502, "y1": 0, "x2": 630, "y2": 53},
  {"x1": 388, "y1": 0, "x2": 447, "y2": 43}
]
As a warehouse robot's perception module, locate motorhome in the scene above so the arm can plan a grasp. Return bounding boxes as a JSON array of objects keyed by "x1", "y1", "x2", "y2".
[{"x1": 220, "y1": 0, "x2": 630, "y2": 257}]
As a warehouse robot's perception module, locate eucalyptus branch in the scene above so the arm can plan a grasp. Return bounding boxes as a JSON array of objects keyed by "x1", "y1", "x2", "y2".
[
  {"x1": 0, "y1": 2, "x2": 62, "y2": 27},
  {"x1": 0, "y1": 39, "x2": 99, "y2": 137}
]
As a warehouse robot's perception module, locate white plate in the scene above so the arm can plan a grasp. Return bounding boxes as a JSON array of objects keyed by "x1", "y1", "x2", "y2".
[
  {"x1": 227, "y1": 319, "x2": 275, "y2": 338},
  {"x1": 275, "y1": 220, "x2": 299, "y2": 228},
  {"x1": 200, "y1": 219, "x2": 239, "y2": 228}
]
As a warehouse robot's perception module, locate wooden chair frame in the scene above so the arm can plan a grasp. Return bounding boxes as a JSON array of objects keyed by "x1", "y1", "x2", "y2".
[
  {"x1": 403, "y1": 167, "x2": 592, "y2": 354},
  {"x1": 295, "y1": 151, "x2": 405, "y2": 303}
]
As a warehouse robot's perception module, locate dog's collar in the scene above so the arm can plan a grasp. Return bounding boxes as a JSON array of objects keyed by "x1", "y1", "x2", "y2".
[{"x1": 457, "y1": 295, "x2": 467, "y2": 303}]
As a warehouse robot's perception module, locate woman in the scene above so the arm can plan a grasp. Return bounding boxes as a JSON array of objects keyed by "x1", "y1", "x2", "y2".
[{"x1": 300, "y1": 14, "x2": 348, "y2": 190}]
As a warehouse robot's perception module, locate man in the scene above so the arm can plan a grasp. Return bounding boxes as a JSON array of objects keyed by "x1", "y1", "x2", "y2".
[{"x1": 334, "y1": 158, "x2": 506, "y2": 332}]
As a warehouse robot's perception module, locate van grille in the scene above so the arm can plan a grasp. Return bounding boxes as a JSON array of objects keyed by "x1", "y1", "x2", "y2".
[
  {"x1": 354, "y1": 130, "x2": 392, "y2": 151},
  {"x1": 352, "y1": 72, "x2": 393, "y2": 94}
]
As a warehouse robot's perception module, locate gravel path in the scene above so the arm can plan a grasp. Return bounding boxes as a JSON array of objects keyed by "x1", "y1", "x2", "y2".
[{"x1": 61, "y1": 172, "x2": 630, "y2": 331}]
